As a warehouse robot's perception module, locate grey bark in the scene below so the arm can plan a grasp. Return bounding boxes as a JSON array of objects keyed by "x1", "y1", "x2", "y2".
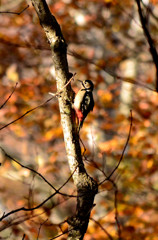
[{"x1": 31, "y1": 1, "x2": 98, "y2": 239}]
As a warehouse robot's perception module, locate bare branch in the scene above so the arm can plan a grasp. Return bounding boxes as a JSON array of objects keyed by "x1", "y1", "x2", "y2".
[
  {"x1": 22, "y1": 234, "x2": 26, "y2": 240},
  {"x1": 0, "y1": 82, "x2": 18, "y2": 110},
  {"x1": 0, "y1": 76, "x2": 74, "y2": 131},
  {"x1": 135, "y1": 0, "x2": 158, "y2": 91},
  {"x1": 0, "y1": 146, "x2": 78, "y2": 197},
  {"x1": 69, "y1": 50, "x2": 155, "y2": 92},
  {"x1": 36, "y1": 218, "x2": 48, "y2": 240},
  {"x1": 0, "y1": 147, "x2": 80, "y2": 222},
  {"x1": 141, "y1": 1, "x2": 158, "y2": 22},
  {"x1": 0, "y1": 193, "x2": 54, "y2": 221},
  {"x1": 0, "y1": 169, "x2": 77, "y2": 222},
  {"x1": 99, "y1": 110, "x2": 133, "y2": 185},
  {"x1": 86, "y1": 159, "x2": 122, "y2": 239},
  {"x1": 107, "y1": 110, "x2": 132, "y2": 180},
  {"x1": 0, "y1": 96, "x2": 53, "y2": 131},
  {"x1": 114, "y1": 183, "x2": 121, "y2": 240},
  {"x1": 49, "y1": 228, "x2": 73, "y2": 240},
  {"x1": 0, "y1": 146, "x2": 57, "y2": 191},
  {"x1": 0, "y1": 5, "x2": 29, "y2": 15},
  {"x1": 90, "y1": 218, "x2": 113, "y2": 240}
]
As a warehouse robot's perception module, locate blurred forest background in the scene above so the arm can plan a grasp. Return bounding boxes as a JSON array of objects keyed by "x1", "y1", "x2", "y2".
[{"x1": 0, "y1": 0, "x2": 158, "y2": 239}]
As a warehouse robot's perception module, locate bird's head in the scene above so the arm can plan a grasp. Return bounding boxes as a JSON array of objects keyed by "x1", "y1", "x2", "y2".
[{"x1": 78, "y1": 80, "x2": 94, "y2": 92}]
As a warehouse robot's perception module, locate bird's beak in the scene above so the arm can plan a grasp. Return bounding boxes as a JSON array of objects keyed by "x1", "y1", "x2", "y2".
[{"x1": 77, "y1": 80, "x2": 86, "y2": 89}]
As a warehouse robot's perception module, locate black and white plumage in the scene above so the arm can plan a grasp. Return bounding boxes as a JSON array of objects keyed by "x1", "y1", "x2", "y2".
[{"x1": 74, "y1": 80, "x2": 94, "y2": 131}]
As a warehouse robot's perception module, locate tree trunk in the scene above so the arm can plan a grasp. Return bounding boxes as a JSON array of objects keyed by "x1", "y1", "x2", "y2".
[{"x1": 31, "y1": 1, "x2": 98, "y2": 239}]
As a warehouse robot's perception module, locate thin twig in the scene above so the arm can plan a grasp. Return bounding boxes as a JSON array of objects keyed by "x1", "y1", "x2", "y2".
[
  {"x1": 105, "y1": 110, "x2": 132, "y2": 180},
  {"x1": 0, "y1": 209, "x2": 54, "y2": 232},
  {"x1": 141, "y1": 0, "x2": 158, "y2": 22},
  {"x1": 0, "y1": 148, "x2": 78, "y2": 221},
  {"x1": 79, "y1": 136, "x2": 87, "y2": 156},
  {"x1": 0, "y1": 146, "x2": 78, "y2": 198},
  {"x1": 0, "y1": 82, "x2": 18, "y2": 110},
  {"x1": 90, "y1": 218, "x2": 113, "y2": 240},
  {"x1": 86, "y1": 158, "x2": 122, "y2": 239},
  {"x1": 37, "y1": 218, "x2": 48, "y2": 240},
  {"x1": 114, "y1": 184, "x2": 122, "y2": 240},
  {"x1": 49, "y1": 227, "x2": 74, "y2": 240},
  {"x1": 0, "y1": 75, "x2": 74, "y2": 131},
  {"x1": 0, "y1": 5, "x2": 29, "y2": 15},
  {"x1": 49, "y1": 73, "x2": 76, "y2": 97},
  {"x1": 0, "y1": 190, "x2": 56, "y2": 221},
  {"x1": 0, "y1": 184, "x2": 73, "y2": 222},
  {"x1": 22, "y1": 234, "x2": 25, "y2": 240},
  {"x1": 99, "y1": 110, "x2": 133, "y2": 185},
  {"x1": 0, "y1": 97, "x2": 53, "y2": 131},
  {"x1": 96, "y1": 111, "x2": 133, "y2": 238},
  {"x1": 68, "y1": 50, "x2": 155, "y2": 92},
  {"x1": 0, "y1": 147, "x2": 57, "y2": 192}
]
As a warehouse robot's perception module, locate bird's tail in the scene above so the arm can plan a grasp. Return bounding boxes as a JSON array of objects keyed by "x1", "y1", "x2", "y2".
[
  {"x1": 74, "y1": 108, "x2": 84, "y2": 132},
  {"x1": 78, "y1": 120, "x2": 83, "y2": 132}
]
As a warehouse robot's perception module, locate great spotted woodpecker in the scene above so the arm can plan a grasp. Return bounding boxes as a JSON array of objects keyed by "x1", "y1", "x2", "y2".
[{"x1": 73, "y1": 80, "x2": 94, "y2": 131}]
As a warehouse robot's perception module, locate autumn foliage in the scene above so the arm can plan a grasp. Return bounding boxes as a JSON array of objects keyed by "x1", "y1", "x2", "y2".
[{"x1": 0, "y1": 0, "x2": 158, "y2": 239}]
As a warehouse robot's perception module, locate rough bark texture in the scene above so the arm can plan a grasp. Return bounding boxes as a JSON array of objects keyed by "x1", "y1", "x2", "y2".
[{"x1": 31, "y1": 1, "x2": 98, "y2": 239}]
